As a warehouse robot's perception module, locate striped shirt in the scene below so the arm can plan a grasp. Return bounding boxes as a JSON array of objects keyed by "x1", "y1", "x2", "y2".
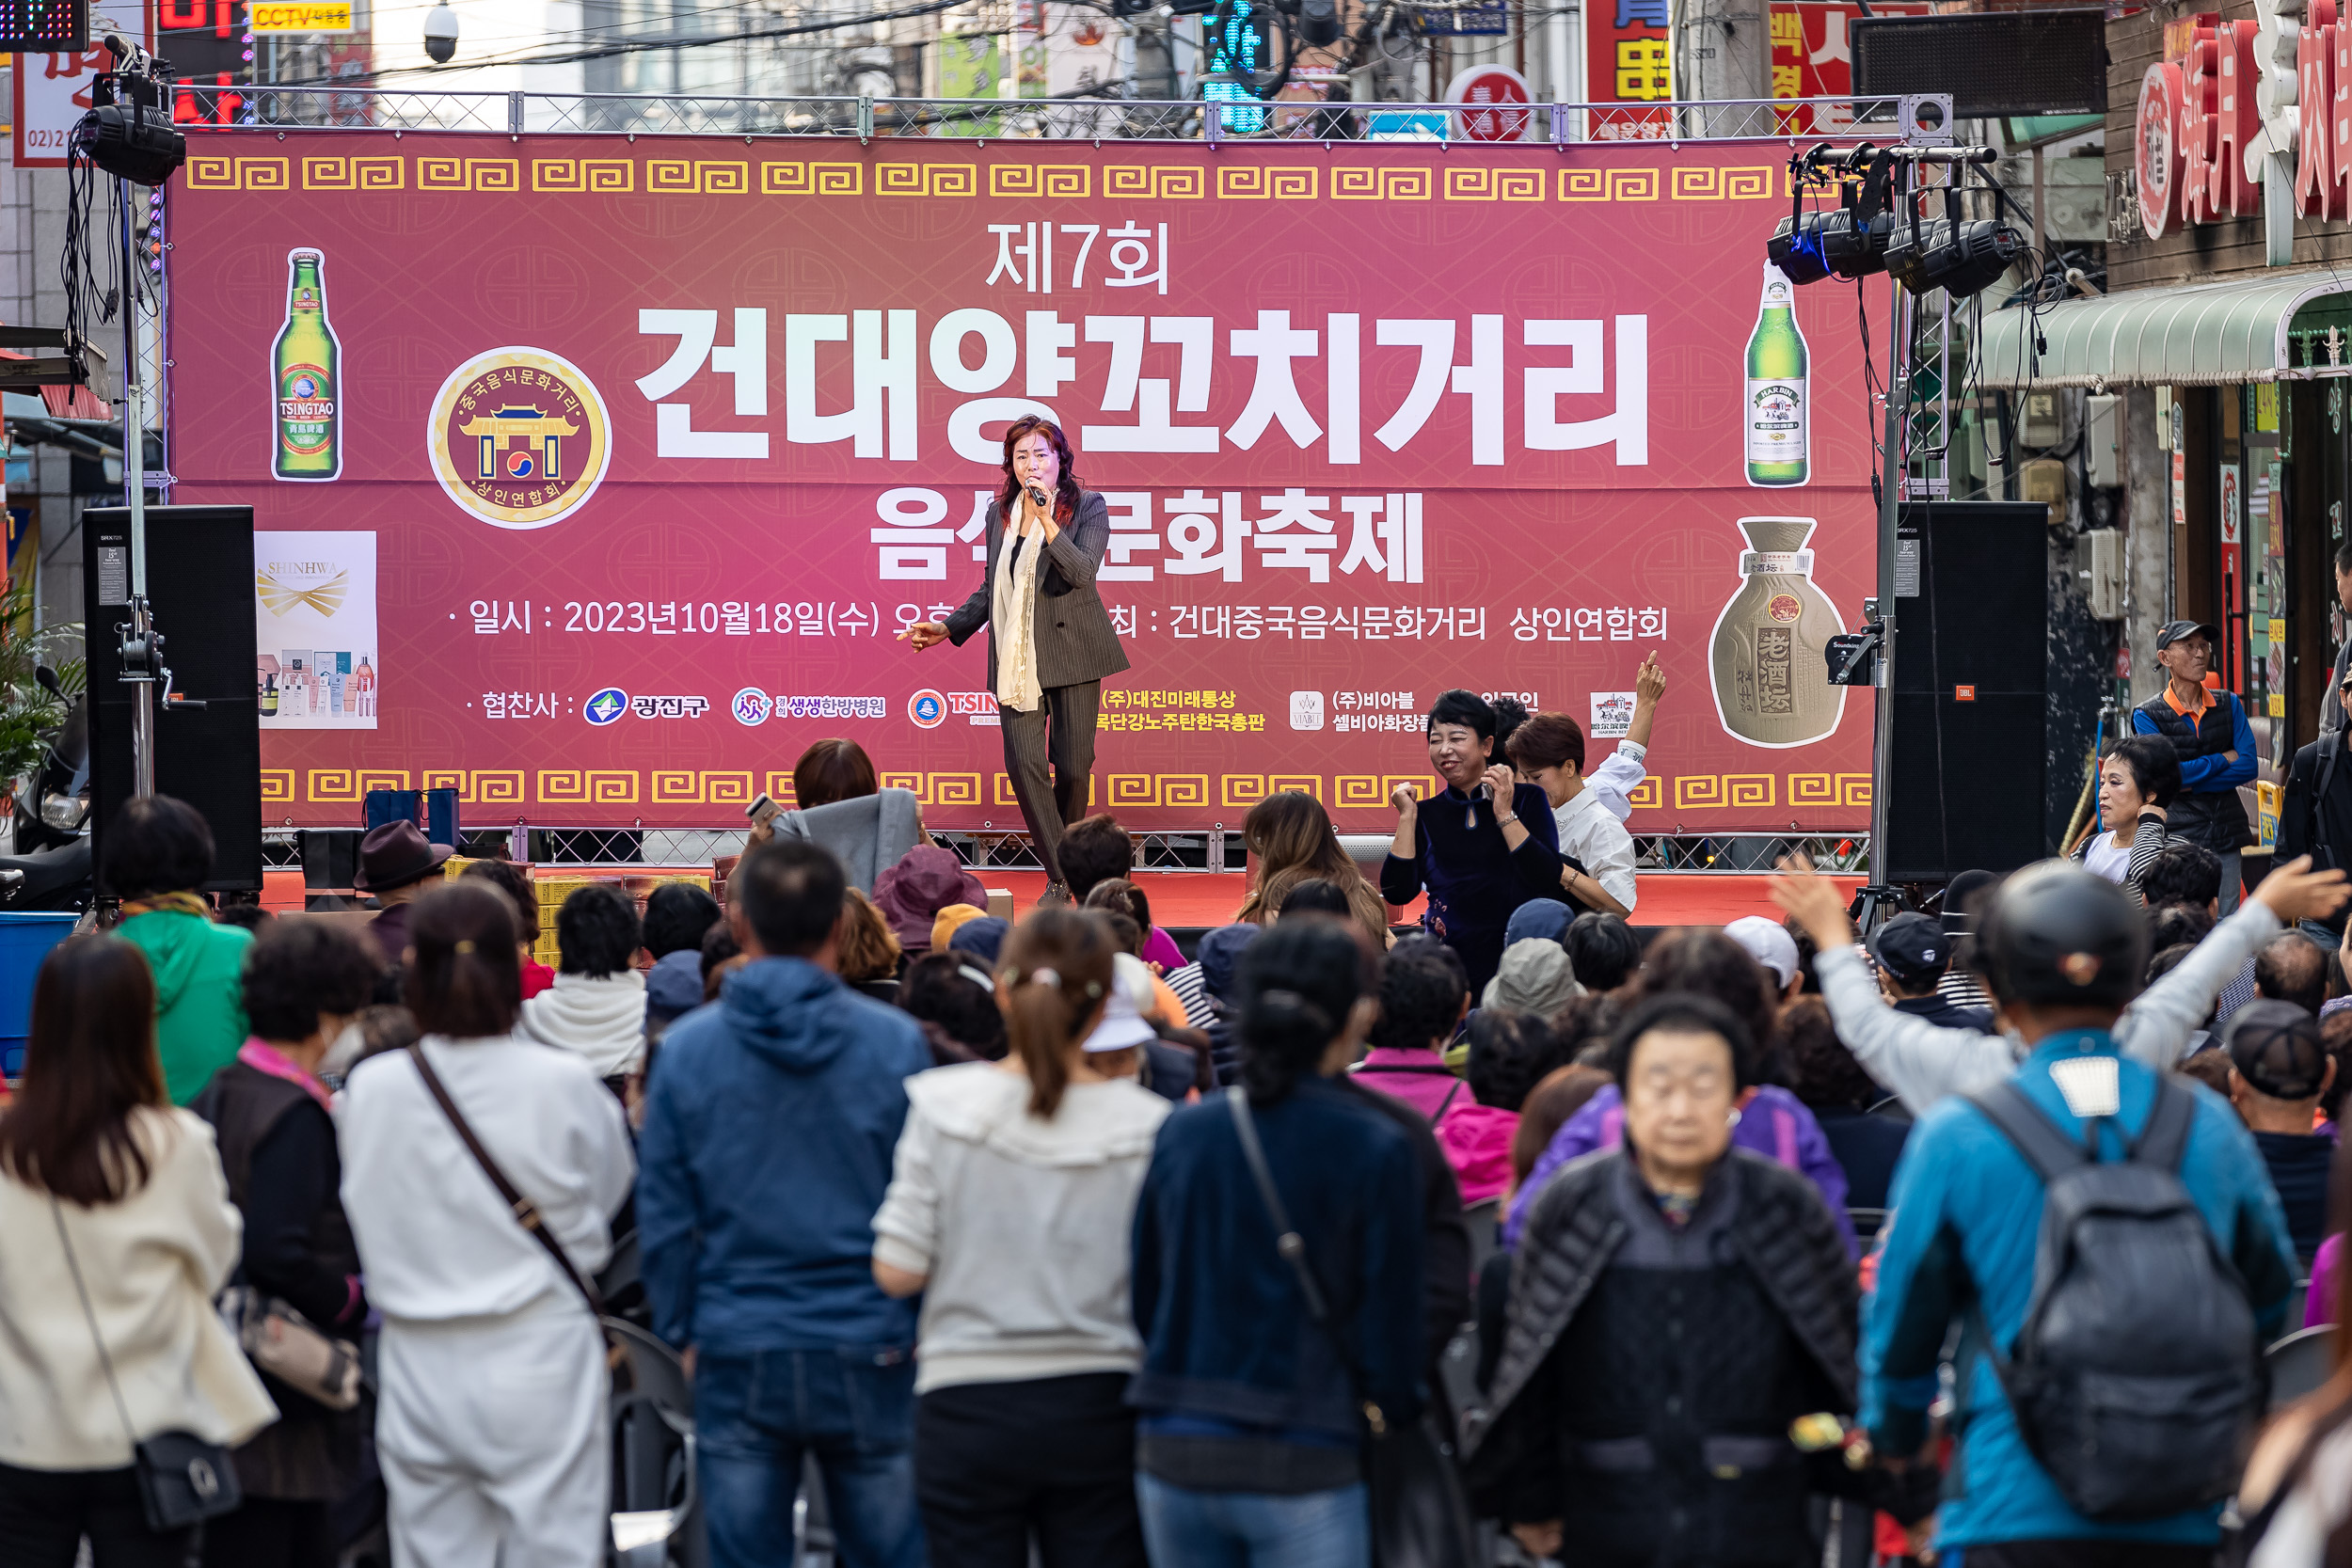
[
  {"x1": 1936, "y1": 969, "x2": 1994, "y2": 1011},
  {"x1": 1164, "y1": 961, "x2": 1211, "y2": 1030}
]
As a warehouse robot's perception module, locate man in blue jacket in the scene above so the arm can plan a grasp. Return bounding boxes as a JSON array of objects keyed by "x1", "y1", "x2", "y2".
[
  {"x1": 1863, "y1": 863, "x2": 2298, "y2": 1566},
  {"x1": 2133, "y1": 620, "x2": 2256, "y2": 912},
  {"x1": 638, "y1": 839, "x2": 932, "y2": 1568}
]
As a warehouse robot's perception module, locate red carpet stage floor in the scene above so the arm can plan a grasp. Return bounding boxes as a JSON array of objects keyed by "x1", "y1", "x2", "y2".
[
  {"x1": 264, "y1": 867, "x2": 1857, "y2": 932},
  {"x1": 976, "y1": 871, "x2": 1858, "y2": 931}
]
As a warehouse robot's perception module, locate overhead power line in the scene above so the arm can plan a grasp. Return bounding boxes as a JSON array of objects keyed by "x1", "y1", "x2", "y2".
[{"x1": 254, "y1": 1, "x2": 1006, "y2": 88}]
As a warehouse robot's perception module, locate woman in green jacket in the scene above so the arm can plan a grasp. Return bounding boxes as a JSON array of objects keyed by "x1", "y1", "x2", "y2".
[{"x1": 107, "y1": 795, "x2": 254, "y2": 1103}]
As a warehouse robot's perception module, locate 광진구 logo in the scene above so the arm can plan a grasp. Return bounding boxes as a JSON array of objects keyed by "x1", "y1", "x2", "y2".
[
  {"x1": 584, "y1": 688, "x2": 628, "y2": 725},
  {"x1": 427, "y1": 347, "x2": 612, "y2": 531}
]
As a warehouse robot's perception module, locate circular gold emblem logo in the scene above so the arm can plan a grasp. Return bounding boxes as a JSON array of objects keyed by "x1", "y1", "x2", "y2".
[{"x1": 427, "y1": 347, "x2": 611, "y2": 531}]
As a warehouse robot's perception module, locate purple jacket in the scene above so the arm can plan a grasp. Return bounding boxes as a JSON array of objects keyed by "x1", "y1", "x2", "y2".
[
  {"x1": 1502, "y1": 1083, "x2": 1858, "y2": 1259},
  {"x1": 2311, "y1": 1233, "x2": 2342, "y2": 1329}
]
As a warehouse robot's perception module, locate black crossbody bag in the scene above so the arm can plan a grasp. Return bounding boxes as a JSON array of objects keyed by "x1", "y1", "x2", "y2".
[
  {"x1": 1224, "y1": 1086, "x2": 1478, "y2": 1568},
  {"x1": 51, "y1": 1198, "x2": 242, "y2": 1535}
]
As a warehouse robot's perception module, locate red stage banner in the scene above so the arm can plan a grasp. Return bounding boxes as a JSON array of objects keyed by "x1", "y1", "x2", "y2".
[{"x1": 167, "y1": 133, "x2": 1878, "y2": 833}]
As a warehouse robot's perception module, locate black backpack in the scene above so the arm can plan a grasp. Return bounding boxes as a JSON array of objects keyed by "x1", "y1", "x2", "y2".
[{"x1": 1964, "y1": 1077, "x2": 2264, "y2": 1521}]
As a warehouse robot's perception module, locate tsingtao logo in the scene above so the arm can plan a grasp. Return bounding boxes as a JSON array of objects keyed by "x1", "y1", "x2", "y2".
[
  {"x1": 732, "y1": 688, "x2": 772, "y2": 726},
  {"x1": 909, "y1": 689, "x2": 946, "y2": 729},
  {"x1": 584, "y1": 688, "x2": 628, "y2": 726}
]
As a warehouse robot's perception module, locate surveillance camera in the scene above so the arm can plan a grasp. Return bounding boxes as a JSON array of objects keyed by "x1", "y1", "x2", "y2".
[{"x1": 423, "y1": 4, "x2": 458, "y2": 64}]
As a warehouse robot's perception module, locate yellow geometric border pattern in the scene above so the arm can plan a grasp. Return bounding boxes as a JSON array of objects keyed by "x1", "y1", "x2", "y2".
[
  {"x1": 187, "y1": 152, "x2": 1780, "y2": 204},
  {"x1": 294, "y1": 768, "x2": 1866, "y2": 814}
]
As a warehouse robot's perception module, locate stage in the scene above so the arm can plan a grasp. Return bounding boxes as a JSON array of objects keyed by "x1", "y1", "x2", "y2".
[{"x1": 265, "y1": 866, "x2": 1854, "y2": 941}]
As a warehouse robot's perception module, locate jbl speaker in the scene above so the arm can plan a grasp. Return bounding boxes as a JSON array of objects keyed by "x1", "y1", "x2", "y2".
[
  {"x1": 83, "y1": 505, "x2": 262, "y2": 895},
  {"x1": 1882, "y1": 501, "x2": 2050, "y2": 882}
]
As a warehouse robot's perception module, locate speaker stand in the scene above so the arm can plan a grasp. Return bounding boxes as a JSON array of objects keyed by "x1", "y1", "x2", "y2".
[{"x1": 1848, "y1": 881, "x2": 1909, "y2": 937}]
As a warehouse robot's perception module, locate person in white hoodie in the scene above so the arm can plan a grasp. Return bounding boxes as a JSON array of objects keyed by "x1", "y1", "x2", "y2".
[
  {"x1": 0, "y1": 934, "x2": 277, "y2": 1567},
  {"x1": 338, "y1": 881, "x2": 635, "y2": 1568},
  {"x1": 521, "y1": 882, "x2": 648, "y2": 1086},
  {"x1": 871, "y1": 907, "x2": 1169, "y2": 1568}
]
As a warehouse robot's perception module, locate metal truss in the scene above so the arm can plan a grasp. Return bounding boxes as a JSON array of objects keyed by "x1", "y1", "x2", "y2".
[{"x1": 185, "y1": 87, "x2": 1901, "y2": 146}]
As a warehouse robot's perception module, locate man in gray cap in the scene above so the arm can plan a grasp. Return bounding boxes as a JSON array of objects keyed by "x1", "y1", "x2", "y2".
[{"x1": 2132, "y1": 620, "x2": 2255, "y2": 913}]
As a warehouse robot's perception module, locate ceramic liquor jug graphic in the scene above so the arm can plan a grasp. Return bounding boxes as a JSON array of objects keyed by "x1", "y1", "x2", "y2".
[{"x1": 1708, "y1": 515, "x2": 1847, "y2": 748}]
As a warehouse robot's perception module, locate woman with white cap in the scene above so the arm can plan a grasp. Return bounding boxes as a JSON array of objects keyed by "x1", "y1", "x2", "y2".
[{"x1": 870, "y1": 907, "x2": 1169, "y2": 1568}]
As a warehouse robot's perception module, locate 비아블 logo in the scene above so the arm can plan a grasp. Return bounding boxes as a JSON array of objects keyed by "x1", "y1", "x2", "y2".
[{"x1": 428, "y1": 348, "x2": 612, "y2": 531}]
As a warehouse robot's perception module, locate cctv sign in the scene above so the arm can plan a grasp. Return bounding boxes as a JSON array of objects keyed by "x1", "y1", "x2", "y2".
[{"x1": 250, "y1": 3, "x2": 355, "y2": 31}]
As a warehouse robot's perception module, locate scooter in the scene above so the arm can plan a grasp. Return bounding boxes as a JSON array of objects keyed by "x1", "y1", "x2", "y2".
[{"x1": 0, "y1": 666, "x2": 91, "y2": 911}]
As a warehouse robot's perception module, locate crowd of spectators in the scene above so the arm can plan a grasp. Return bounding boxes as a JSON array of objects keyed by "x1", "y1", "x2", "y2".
[{"x1": 11, "y1": 675, "x2": 2352, "y2": 1568}]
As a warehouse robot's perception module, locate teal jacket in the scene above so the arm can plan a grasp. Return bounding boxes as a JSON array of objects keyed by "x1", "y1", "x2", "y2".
[
  {"x1": 1860, "y1": 1030, "x2": 2297, "y2": 1550},
  {"x1": 119, "y1": 910, "x2": 253, "y2": 1105}
]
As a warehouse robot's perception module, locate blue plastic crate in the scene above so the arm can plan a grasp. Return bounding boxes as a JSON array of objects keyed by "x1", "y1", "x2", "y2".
[{"x1": 0, "y1": 912, "x2": 80, "y2": 1077}]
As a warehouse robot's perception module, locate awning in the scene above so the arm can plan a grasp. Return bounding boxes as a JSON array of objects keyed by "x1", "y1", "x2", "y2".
[{"x1": 1975, "y1": 271, "x2": 2352, "y2": 389}]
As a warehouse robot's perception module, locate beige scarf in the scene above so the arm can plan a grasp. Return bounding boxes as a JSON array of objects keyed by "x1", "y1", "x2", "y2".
[{"x1": 991, "y1": 492, "x2": 1050, "y2": 714}]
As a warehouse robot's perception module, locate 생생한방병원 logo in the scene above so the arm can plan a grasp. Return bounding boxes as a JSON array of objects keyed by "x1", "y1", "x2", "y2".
[{"x1": 427, "y1": 348, "x2": 612, "y2": 531}]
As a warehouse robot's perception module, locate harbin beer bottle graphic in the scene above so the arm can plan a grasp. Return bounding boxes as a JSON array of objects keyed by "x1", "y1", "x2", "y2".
[
  {"x1": 1708, "y1": 516, "x2": 1846, "y2": 747},
  {"x1": 273, "y1": 248, "x2": 341, "y2": 482},
  {"x1": 1745, "y1": 262, "x2": 1808, "y2": 487}
]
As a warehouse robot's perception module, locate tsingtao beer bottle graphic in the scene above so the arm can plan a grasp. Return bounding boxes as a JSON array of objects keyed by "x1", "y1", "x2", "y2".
[
  {"x1": 274, "y1": 248, "x2": 342, "y2": 482},
  {"x1": 1745, "y1": 262, "x2": 1808, "y2": 487}
]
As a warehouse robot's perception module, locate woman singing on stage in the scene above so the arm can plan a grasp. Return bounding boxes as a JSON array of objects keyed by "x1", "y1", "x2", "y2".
[{"x1": 903, "y1": 416, "x2": 1128, "y2": 903}]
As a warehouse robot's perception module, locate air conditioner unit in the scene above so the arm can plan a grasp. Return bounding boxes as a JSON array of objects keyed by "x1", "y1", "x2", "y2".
[{"x1": 2083, "y1": 528, "x2": 2124, "y2": 621}]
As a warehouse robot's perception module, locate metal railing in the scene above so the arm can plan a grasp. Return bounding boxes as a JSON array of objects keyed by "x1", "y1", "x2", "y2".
[{"x1": 182, "y1": 85, "x2": 1902, "y2": 145}]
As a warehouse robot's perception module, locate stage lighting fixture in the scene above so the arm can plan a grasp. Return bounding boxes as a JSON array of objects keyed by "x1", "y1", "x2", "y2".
[
  {"x1": 74, "y1": 41, "x2": 183, "y2": 186},
  {"x1": 1883, "y1": 215, "x2": 2024, "y2": 298},
  {"x1": 1769, "y1": 207, "x2": 1892, "y2": 285},
  {"x1": 1296, "y1": 0, "x2": 1341, "y2": 46}
]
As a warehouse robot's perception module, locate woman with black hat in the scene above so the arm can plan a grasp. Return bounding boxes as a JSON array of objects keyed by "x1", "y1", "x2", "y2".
[{"x1": 354, "y1": 820, "x2": 454, "y2": 966}]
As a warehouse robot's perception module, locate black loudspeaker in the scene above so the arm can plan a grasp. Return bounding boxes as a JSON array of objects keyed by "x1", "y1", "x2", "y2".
[
  {"x1": 83, "y1": 506, "x2": 262, "y2": 895},
  {"x1": 1851, "y1": 11, "x2": 2106, "y2": 117},
  {"x1": 1882, "y1": 501, "x2": 2049, "y2": 882}
]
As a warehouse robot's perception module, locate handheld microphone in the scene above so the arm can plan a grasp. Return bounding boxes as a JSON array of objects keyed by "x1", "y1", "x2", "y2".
[{"x1": 1026, "y1": 484, "x2": 1051, "y2": 511}]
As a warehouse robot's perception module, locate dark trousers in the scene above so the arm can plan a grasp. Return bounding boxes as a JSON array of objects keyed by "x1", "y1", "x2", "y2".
[
  {"x1": 200, "y1": 1497, "x2": 331, "y2": 1568},
  {"x1": 1949, "y1": 1544, "x2": 2216, "y2": 1568},
  {"x1": 0, "y1": 1461, "x2": 197, "y2": 1568},
  {"x1": 999, "y1": 681, "x2": 1100, "y2": 885},
  {"x1": 914, "y1": 1372, "x2": 1147, "y2": 1568}
]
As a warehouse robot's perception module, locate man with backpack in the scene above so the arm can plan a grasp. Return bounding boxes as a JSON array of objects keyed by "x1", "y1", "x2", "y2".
[
  {"x1": 1862, "y1": 863, "x2": 2298, "y2": 1567},
  {"x1": 2277, "y1": 665, "x2": 2352, "y2": 948}
]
